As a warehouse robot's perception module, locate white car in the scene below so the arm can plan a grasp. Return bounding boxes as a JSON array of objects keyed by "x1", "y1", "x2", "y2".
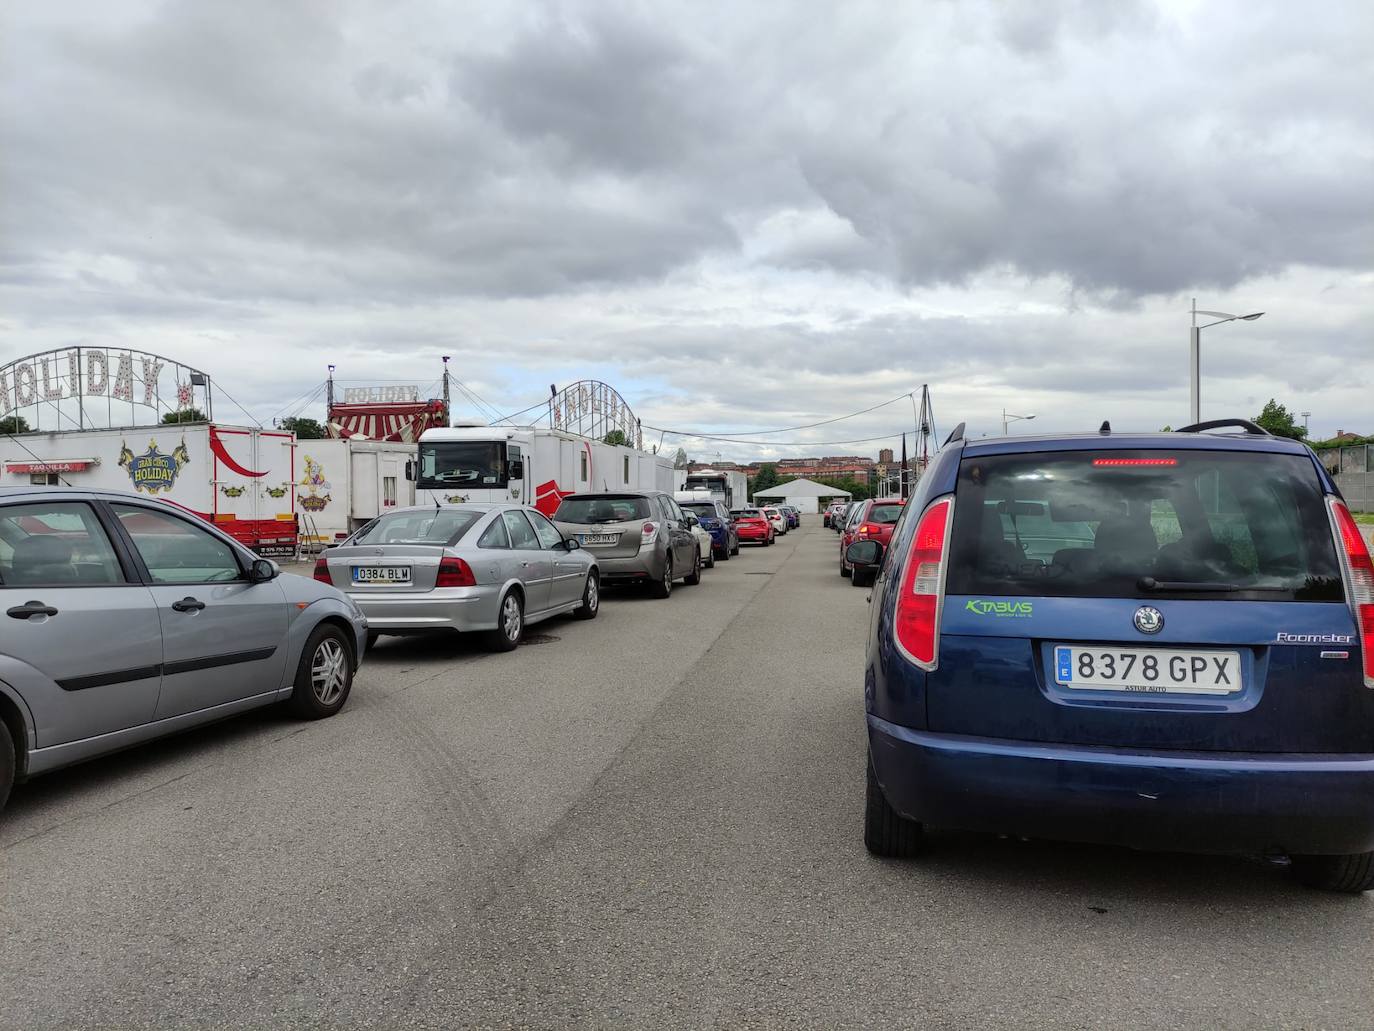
[
  {"x1": 686, "y1": 514, "x2": 716, "y2": 570},
  {"x1": 761, "y1": 506, "x2": 787, "y2": 535}
]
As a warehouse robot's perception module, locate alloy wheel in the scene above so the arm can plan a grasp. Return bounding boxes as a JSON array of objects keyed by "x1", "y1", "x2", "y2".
[
  {"x1": 586, "y1": 575, "x2": 599, "y2": 613},
  {"x1": 503, "y1": 594, "x2": 523, "y2": 641},
  {"x1": 310, "y1": 638, "x2": 347, "y2": 706}
]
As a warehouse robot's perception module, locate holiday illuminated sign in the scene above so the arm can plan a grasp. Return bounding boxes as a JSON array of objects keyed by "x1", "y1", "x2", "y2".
[{"x1": 0, "y1": 347, "x2": 209, "y2": 427}]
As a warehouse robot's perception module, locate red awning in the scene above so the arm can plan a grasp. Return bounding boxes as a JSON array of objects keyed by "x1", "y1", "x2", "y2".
[
  {"x1": 5, "y1": 459, "x2": 99, "y2": 474},
  {"x1": 327, "y1": 400, "x2": 447, "y2": 443}
]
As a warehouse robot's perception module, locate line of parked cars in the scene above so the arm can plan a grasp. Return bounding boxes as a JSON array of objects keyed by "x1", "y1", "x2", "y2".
[{"x1": 0, "y1": 484, "x2": 795, "y2": 812}]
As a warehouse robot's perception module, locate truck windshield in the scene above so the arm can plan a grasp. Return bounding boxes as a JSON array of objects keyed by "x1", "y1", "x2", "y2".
[{"x1": 418, "y1": 441, "x2": 506, "y2": 488}]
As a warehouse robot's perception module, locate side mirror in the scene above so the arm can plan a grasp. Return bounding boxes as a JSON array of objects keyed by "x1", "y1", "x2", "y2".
[
  {"x1": 846, "y1": 540, "x2": 882, "y2": 567},
  {"x1": 509, "y1": 460, "x2": 524, "y2": 480},
  {"x1": 249, "y1": 557, "x2": 279, "y2": 583},
  {"x1": 563, "y1": 537, "x2": 581, "y2": 551},
  {"x1": 685, "y1": 514, "x2": 699, "y2": 527},
  {"x1": 404, "y1": 460, "x2": 416, "y2": 482}
]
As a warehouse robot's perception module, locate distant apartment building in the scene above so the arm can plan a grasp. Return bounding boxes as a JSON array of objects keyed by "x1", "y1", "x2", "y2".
[{"x1": 746, "y1": 455, "x2": 876, "y2": 484}]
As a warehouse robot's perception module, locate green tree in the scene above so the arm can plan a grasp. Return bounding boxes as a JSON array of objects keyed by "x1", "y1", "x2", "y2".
[
  {"x1": 815, "y1": 475, "x2": 872, "y2": 501},
  {"x1": 0, "y1": 414, "x2": 31, "y2": 435},
  {"x1": 748, "y1": 463, "x2": 780, "y2": 499},
  {"x1": 282, "y1": 416, "x2": 327, "y2": 439},
  {"x1": 603, "y1": 429, "x2": 628, "y2": 446},
  {"x1": 162, "y1": 407, "x2": 207, "y2": 424},
  {"x1": 1254, "y1": 399, "x2": 1307, "y2": 441}
]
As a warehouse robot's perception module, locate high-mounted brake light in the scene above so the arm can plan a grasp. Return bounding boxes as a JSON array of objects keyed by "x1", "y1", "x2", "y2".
[
  {"x1": 894, "y1": 496, "x2": 954, "y2": 671},
  {"x1": 1330, "y1": 499, "x2": 1374, "y2": 689},
  {"x1": 436, "y1": 556, "x2": 477, "y2": 588},
  {"x1": 313, "y1": 558, "x2": 331, "y2": 584},
  {"x1": 1092, "y1": 457, "x2": 1178, "y2": 467}
]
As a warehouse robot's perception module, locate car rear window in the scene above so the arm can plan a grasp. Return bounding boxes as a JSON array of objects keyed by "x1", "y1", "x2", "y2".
[
  {"x1": 555, "y1": 496, "x2": 650, "y2": 523},
  {"x1": 353, "y1": 508, "x2": 481, "y2": 546},
  {"x1": 682, "y1": 503, "x2": 717, "y2": 519},
  {"x1": 946, "y1": 450, "x2": 1342, "y2": 602},
  {"x1": 867, "y1": 503, "x2": 903, "y2": 524}
]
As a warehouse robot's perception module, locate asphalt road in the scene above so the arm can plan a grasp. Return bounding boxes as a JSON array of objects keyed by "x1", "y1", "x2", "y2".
[{"x1": 3, "y1": 522, "x2": 1372, "y2": 1029}]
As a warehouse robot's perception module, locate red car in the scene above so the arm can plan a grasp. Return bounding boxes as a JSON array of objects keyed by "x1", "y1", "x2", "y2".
[
  {"x1": 840, "y1": 497, "x2": 905, "y2": 585},
  {"x1": 731, "y1": 507, "x2": 775, "y2": 545}
]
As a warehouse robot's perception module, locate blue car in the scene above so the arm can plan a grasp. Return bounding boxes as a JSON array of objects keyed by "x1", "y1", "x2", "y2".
[
  {"x1": 679, "y1": 498, "x2": 739, "y2": 559},
  {"x1": 848, "y1": 418, "x2": 1374, "y2": 892}
]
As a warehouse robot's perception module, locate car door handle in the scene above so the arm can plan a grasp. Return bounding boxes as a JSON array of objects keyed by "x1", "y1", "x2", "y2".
[
  {"x1": 171, "y1": 597, "x2": 206, "y2": 613},
  {"x1": 7, "y1": 600, "x2": 58, "y2": 619}
]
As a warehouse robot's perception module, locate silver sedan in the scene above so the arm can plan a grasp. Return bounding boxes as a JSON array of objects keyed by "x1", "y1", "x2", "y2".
[{"x1": 316, "y1": 503, "x2": 599, "y2": 651}]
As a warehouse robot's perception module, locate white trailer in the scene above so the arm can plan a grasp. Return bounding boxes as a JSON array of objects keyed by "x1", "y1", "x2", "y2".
[
  {"x1": 1, "y1": 422, "x2": 299, "y2": 555},
  {"x1": 682, "y1": 469, "x2": 749, "y2": 509},
  {"x1": 294, "y1": 438, "x2": 418, "y2": 548},
  {"x1": 415, "y1": 424, "x2": 675, "y2": 515}
]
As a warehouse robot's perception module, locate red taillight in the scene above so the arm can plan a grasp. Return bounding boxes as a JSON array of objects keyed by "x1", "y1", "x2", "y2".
[
  {"x1": 894, "y1": 496, "x2": 954, "y2": 671},
  {"x1": 1330, "y1": 499, "x2": 1374, "y2": 688},
  {"x1": 313, "y1": 558, "x2": 331, "y2": 584},
  {"x1": 858, "y1": 523, "x2": 876, "y2": 536},
  {"x1": 1092, "y1": 457, "x2": 1178, "y2": 466},
  {"x1": 436, "y1": 556, "x2": 477, "y2": 588},
  {"x1": 640, "y1": 521, "x2": 659, "y2": 546}
]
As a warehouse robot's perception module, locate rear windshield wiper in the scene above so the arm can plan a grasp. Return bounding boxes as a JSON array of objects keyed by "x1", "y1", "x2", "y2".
[{"x1": 1137, "y1": 577, "x2": 1288, "y2": 593}]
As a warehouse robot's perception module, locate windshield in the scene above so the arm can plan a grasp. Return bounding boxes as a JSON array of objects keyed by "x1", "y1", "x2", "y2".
[
  {"x1": 555, "y1": 495, "x2": 651, "y2": 523},
  {"x1": 418, "y1": 441, "x2": 506, "y2": 488},
  {"x1": 946, "y1": 450, "x2": 1342, "y2": 602},
  {"x1": 352, "y1": 508, "x2": 482, "y2": 546}
]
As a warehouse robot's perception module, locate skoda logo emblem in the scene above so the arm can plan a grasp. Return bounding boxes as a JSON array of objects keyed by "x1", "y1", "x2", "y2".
[{"x1": 1134, "y1": 606, "x2": 1164, "y2": 635}]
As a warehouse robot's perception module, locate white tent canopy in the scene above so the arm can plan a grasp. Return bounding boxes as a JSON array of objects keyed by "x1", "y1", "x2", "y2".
[{"x1": 752, "y1": 477, "x2": 851, "y2": 514}]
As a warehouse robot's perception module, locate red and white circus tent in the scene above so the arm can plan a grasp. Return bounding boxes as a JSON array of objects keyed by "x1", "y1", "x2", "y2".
[{"x1": 327, "y1": 399, "x2": 448, "y2": 442}]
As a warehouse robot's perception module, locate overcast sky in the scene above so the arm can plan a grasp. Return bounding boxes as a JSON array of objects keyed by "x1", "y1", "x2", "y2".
[{"x1": 2, "y1": 0, "x2": 1370, "y2": 460}]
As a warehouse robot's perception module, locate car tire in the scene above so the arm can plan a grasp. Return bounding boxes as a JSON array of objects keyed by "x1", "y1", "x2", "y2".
[
  {"x1": 864, "y1": 756, "x2": 923, "y2": 858},
  {"x1": 0, "y1": 722, "x2": 14, "y2": 813},
  {"x1": 483, "y1": 590, "x2": 524, "y2": 651},
  {"x1": 287, "y1": 624, "x2": 355, "y2": 720},
  {"x1": 731, "y1": 540, "x2": 740, "y2": 556},
  {"x1": 574, "y1": 573, "x2": 600, "y2": 620},
  {"x1": 649, "y1": 556, "x2": 673, "y2": 599},
  {"x1": 718, "y1": 545, "x2": 730, "y2": 562},
  {"x1": 704, "y1": 547, "x2": 715, "y2": 569},
  {"x1": 1290, "y1": 852, "x2": 1374, "y2": 893},
  {"x1": 685, "y1": 551, "x2": 702, "y2": 585},
  {"x1": 840, "y1": 562, "x2": 851, "y2": 578},
  {"x1": 852, "y1": 569, "x2": 871, "y2": 588}
]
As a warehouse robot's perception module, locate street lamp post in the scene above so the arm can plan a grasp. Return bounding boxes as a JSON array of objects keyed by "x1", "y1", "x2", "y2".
[
  {"x1": 1190, "y1": 298, "x2": 1264, "y2": 424},
  {"x1": 1301, "y1": 411, "x2": 1312, "y2": 436},
  {"x1": 1002, "y1": 410, "x2": 1036, "y2": 435}
]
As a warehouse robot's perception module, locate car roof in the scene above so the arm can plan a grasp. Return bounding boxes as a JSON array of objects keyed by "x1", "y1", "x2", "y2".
[
  {"x1": 0, "y1": 485, "x2": 182, "y2": 503},
  {"x1": 961, "y1": 430, "x2": 1312, "y2": 457},
  {"x1": 375, "y1": 502, "x2": 512, "y2": 516}
]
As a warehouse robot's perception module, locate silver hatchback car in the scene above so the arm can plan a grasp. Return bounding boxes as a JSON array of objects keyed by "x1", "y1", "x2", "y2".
[
  {"x1": 317, "y1": 503, "x2": 600, "y2": 651},
  {"x1": 0, "y1": 486, "x2": 368, "y2": 813}
]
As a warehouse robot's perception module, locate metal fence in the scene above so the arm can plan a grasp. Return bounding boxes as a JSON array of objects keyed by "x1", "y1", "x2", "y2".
[{"x1": 1326, "y1": 444, "x2": 1373, "y2": 512}]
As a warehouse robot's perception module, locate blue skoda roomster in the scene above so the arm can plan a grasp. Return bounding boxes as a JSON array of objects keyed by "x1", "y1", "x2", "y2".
[{"x1": 848, "y1": 419, "x2": 1374, "y2": 892}]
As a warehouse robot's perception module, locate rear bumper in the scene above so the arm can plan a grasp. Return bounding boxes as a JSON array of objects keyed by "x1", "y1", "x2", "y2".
[
  {"x1": 868, "y1": 715, "x2": 1374, "y2": 856},
  {"x1": 352, "y1": 586, "x2": 501, "y2": 632},
  {"x1": 596, "y1": 552, "x2": 663, "y2": 582}
]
